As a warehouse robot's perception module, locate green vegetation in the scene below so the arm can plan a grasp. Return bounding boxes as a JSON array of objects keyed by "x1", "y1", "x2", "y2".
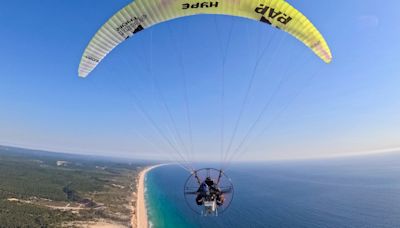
[
  {"x1": 0, "y1": 200, "x2": 78, "y2": 227},
  {"x1": 0, "y1": 145, "x2": 147, "y2": 227}
]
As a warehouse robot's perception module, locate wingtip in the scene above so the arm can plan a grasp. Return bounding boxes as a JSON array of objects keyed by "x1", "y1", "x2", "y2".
[
  {"x1": 78, "y1": 72, "x2": 88, "y2": 78},
  {"x1": 325, "y1": 55, "x2": 333, "y2": 64}
]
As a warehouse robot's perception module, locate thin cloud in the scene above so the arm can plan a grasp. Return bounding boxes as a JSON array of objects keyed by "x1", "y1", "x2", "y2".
[{"x1": 357, "y1": 15, "x2": 380, "y2": 29}]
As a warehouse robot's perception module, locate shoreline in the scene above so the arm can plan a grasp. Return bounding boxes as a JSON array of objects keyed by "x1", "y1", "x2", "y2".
[{"x1": 133, "y1": 164, "x2": 164, "y2": 228}]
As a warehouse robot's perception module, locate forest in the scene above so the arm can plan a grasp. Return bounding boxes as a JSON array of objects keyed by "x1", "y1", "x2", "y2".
[{"x1": 0, "y1": 145, "x2": 146, "y2": 227}]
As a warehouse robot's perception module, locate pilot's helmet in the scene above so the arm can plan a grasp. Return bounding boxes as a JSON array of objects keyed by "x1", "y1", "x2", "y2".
[{"x1": 205, "y1": 177, "x2": 214, "y2": 186}]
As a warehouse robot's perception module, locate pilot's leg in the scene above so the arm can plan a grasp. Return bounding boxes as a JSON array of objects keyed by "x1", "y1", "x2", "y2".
[
  {"x1": 217, "y1": 194, "x2": 225, "y2": 206},
  {"x1": 196, "y1": 194, "x2": 203, "y2": 205}
]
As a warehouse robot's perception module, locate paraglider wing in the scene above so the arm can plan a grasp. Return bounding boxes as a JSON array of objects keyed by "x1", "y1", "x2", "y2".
[{"x1": 78, "y1": 0, "x2": 332, "y2": 77}]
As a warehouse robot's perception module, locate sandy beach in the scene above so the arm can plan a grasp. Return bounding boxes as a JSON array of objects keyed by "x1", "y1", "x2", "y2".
[{"x1": 133, "y1": 165, "x2": 163, "y2": 228}]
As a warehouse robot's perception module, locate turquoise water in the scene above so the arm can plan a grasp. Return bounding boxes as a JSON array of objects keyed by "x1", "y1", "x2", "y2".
[{"x1": 145, "y1": 153, "x2": 400, "y2": 228}]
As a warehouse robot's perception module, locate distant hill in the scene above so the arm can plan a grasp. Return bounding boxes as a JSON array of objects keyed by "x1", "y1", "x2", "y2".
[{"x1": 0, "y1": 144, "x2": 153, "y2": 165}]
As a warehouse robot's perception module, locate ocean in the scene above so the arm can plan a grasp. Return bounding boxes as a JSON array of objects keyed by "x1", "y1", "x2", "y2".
[{"x1": 145, "y1": 153, "x2": 400, "y2": 228}]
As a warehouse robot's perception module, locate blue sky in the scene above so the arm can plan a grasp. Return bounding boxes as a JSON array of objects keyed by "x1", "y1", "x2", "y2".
[{"x1": 0, "y1": 0, "x2": 399, "y2": 162}]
